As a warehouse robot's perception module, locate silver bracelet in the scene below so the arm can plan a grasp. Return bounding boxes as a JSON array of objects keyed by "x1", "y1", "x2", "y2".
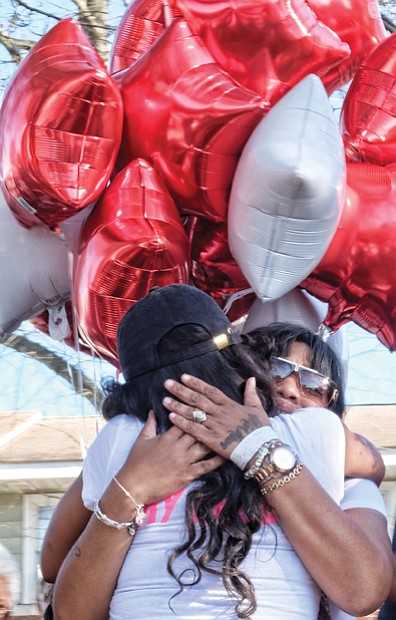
[
  {"x1": 259, "y1": 461, "x2": 304, "y2": 497},
  {"x1": 113, "y1": 476, "x2": 146, "y2": 526},
  {"x1": 244, "y1": 441, "x2": 272, "y2": 479},
  {"x1": 93, "y1": 500, "x2": 138, "y2": 536}
]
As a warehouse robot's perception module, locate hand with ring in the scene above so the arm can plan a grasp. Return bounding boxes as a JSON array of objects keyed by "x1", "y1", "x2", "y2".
[
  {"x1": 163, "y1": 375, "x2": 272, "y2": 460},
  {"x1": 192, "y1": 409, "x2": 207, "y2": 424}
]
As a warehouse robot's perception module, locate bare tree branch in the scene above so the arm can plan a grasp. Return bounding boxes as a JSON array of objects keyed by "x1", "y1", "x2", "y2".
[
  {"x1": 13, "y1": 0, "x2": 62, "y2": 21},
  {"x1": 0, "y1": 28, "x2": 36, "y2": 62}
]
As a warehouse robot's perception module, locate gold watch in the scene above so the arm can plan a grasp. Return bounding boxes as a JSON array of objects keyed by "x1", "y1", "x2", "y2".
[{"x1": 254, "y1": 441, "x2": 298, "y2": 484}]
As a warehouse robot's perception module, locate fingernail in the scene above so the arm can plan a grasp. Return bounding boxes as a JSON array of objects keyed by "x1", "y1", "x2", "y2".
[
  {"x1": 163, "y1": 397, "x2": 172, "y2": 406},
  {"x1": 164, "y1": 379, "x2": 174, "y2": 388},
  {"x1": 181, "y1": 374, "x2": 191, "y2": 381}
]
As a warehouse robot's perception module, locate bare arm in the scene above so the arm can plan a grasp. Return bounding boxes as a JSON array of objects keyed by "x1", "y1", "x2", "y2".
[
  {"x1": 388, "y1": 552, "x2": 396, "y2": 601},
  {"x1": 343, "y1": 425, "x2": 385, "y2": 486},
  {"x1": 41, "y1": 473, "x2": 91, "y2": 584},
  {"x1": 51, "y1": 411, "x2": 223, "y2": 620},
  {"x1": 163, "y1": 374, "x2": 393, "y2": 616}
]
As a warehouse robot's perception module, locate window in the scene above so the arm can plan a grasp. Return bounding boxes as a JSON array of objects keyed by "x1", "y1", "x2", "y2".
[{"x1": 21, "y1": 494, "x2": 61, "y2": 605}]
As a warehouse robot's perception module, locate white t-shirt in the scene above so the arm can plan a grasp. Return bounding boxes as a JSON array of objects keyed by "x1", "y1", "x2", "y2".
[{"x1": 82, "y1": 408, "x2": 345, "y2": 620}]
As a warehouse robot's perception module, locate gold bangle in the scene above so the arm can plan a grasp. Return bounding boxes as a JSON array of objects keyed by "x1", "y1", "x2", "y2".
[{"x1": 259, "y1": 461, "x2": 304, "y2": 496}]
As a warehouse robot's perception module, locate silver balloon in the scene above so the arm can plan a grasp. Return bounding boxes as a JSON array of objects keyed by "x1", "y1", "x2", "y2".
[
  {"x1": 228, "y1": 74, "x2": 346, "y2": 301},
  {"x1": 0, "y1": 187, "x2": 71, "y2": 336}
]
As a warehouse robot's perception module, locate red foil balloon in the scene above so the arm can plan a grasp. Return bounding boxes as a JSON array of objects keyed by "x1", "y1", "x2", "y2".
[
  {"x1": 341, "y1": 33, "x2": 396, "y2": 166},
  {"x1": 115, "y1": 18, "x2": 268, "y2": 223},
  {"x1": 190, "y1": 217, "x2": 256, "y2": 322},
  {"x1": 173, "y1": 0, "x2": 350, "y2": 107},
  {"x1": 73, "y1": 159, "x2": 191, "y2": 363},
  {"x1": 109, "y1": 0, "x2": 183, "y2": 74},
  {"x1": 300, "y1": 162, "x2": 396, "y2": 352},
  {"x1": 310, "y1": 0, "x2": 386, "y2": 93},
  {"x1": 0, "y1": 19, "x2": 123, "y2": 229}
]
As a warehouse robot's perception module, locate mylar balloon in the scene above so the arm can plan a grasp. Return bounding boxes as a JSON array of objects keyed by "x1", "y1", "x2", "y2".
[
  {"x1": 109, "y1": 0, "x2": 183, "y2": 74},
  {"x1": 242, "y1": 287, "x2": 350, "y2": 378},
  {"x1": 0, "y1": 19, "x2": 123, "y2": 230},
  {"x1": 73, "y1": 159, "x2": 191, "y2": 364},
  {"x1": 301, "y1": 162, "x2": 396, "y2": 352},
  {"x1": 29, "y1": 301, "x2": 92, "y2": 356},
  {"x1": 0, "y1": 188, "x2": 70, "y2": 336},
  {"x1": 311, "y1": 0, "x2": 386, "y2": 93},
  {"x1": 115, "y1": 18, "x2": 268, "y2": 223},
  {"x1": 174, "y1": 0, "x2": 350, "y2": 106},
  {"x1": 189, "y1": 217, "x2": 256, "y2": 321},
  {"x1": 341, "y1": 33, "x2": 396, "y2": 166},
  {"x1": 228, "y1": 74, "x2": 346, "y2": 301}
]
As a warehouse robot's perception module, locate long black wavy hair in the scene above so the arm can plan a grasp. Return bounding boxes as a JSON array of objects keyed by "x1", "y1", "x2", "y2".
[
  {"x1": 101, "y1": 324, "x2": 276, "y2": 619},
  {"x1": 245, "y1": 322, "x2": 346, "y2": 418}
]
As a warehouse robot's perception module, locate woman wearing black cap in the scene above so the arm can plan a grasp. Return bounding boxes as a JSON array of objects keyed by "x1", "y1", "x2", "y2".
[{"x1": 46, "y1": 284, "x2": 393, "y2": 620}]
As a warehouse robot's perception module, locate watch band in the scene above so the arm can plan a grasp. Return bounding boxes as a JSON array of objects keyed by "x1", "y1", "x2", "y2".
[{"x1": 253, "y1": 441, "x2": 297, "y2": 484}]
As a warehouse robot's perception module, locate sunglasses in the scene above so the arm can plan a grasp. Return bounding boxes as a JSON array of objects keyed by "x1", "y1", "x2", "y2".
[{"x1": 270, "y1": 356, "x2": 339, "y2": 406}]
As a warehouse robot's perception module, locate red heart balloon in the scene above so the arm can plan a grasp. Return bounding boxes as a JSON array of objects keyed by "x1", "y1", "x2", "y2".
[
  {"x1": 341, "y1": 33, "x2": 396, "y2": 166},
  {"x1": 310, "y1": 0, "x2": 386, "y2": 93},
  {"x1": 190, "y1": 217, "x2": 256, "y2": 322},
  {"x1": 73, "y1": 158, "x2": 190, "y2": 363},
  {"x1": 300, "y1": 162, "x2": 396, "y2": 352},
  {"x1": 173, "y1": 0, "x2": 350, "y2": 106},
  {"x1": 109, "y1": 0, "x2": 183, "y2": 74},
  {"x1": 115, "y1": 18, "x2": 267, "y2": 223},
  {"x1": 0, "y1": 19, "x2": 123, "y2": 229}
]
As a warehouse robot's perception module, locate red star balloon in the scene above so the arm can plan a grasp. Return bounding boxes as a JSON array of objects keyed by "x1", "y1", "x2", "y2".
[
  {"x1": 109, "y1": 0, "x2": 183, "y2": 74},
  {"x1": 341, "y1": 33, "x2": 396, "y2": 166},
  {"x1": 115, "y1": 17, "x2": 268, "y2": 223},
  {"x1": 73, "y1": 158, "x2": 191, "y2": 363},
  {"x1": 173, "y1": 0, "x2": 350, "y2": 107},
  {"x1": 309, "y1": 0, "x2": 386, "y2": 93},
  {"x1": 0, "y1": 19, "x2": 123, "y2": 230},
  {"x1": 300, "y1": 162, "x2": 396, "y2": 352},
  {"x1": 189, "y1": 217, "x2": 256, "y2": 322}
]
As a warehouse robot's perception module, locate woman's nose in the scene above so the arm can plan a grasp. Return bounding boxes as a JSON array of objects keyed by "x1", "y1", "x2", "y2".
[{"x1": 275, "y1": 374, "x2": 301, "y2": 402}]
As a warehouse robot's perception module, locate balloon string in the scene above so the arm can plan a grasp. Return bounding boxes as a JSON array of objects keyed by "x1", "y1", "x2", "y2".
[{"x1": 222, "y1": 288, "x2": 254, "y2": 315}]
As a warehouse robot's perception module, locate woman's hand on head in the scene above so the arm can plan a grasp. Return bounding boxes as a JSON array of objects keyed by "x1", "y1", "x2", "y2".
[
  {"x1": 116, "y1": 410, "x2": 224, "y2": 506},
  {"x1": 162, "y1": 374, "x2": 271, "y2": 460}
]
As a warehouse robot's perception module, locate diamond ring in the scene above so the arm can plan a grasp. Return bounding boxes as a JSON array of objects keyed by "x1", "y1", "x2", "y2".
[{"x1": 192, "y1": 409, "x2": 207, "y2": 423}]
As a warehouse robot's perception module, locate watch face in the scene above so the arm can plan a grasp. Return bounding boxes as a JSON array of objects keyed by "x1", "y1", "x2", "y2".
[{"x1": 272, "y1": 446, "x2": 297, "y2": 473}]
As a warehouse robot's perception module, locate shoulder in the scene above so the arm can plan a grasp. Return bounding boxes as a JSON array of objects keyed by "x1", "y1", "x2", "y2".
[
  {"x1": 85, "y1": 414, "x2": 144, "y2": 461},
  {"x1": 272, "y1": 407, "x2": 343, "y2": 439}
]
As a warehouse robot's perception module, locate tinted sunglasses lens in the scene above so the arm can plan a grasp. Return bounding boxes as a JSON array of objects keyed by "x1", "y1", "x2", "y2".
[
  {"x1": 270, "y1": 358, "x2": 293, "y2": 381},
  {"x1": 299, "y1": 368, "x2": 331, "y2": 398}
]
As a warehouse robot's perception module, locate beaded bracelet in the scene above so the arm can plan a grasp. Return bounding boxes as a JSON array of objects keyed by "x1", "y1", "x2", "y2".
[
  {"x1": 94, "y1": 500, "x2": 139, "y2": 536},
  {"x1": 113, "y1": 476, "x2": 146, "y2": 526},
  {"x1": 259, "y1": 461, "x2": 304, "y2": 497}
]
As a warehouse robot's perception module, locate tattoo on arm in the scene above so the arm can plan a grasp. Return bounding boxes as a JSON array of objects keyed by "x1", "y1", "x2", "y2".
[{"x1": 220, "y1": 414, "x2": 262, "y2": 450}]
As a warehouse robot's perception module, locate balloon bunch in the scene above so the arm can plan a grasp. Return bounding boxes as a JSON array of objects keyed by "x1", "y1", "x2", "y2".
[{"x1": 0, "y1": 0, "x2": 393, "y2": 367}]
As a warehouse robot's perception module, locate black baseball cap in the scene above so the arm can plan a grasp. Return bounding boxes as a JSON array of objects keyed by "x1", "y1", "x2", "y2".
[{"x1": 117, "y1": 284, "x2": 242, "y2": 380}]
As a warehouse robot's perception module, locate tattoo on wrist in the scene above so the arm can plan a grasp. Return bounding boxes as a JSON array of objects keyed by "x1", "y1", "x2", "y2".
[{"x1": 220, "y1": 414, "x2": 262, "y2": 449}]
